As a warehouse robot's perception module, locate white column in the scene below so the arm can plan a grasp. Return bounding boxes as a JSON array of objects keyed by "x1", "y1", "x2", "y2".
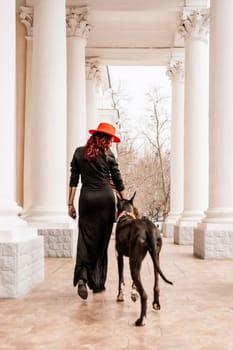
[
  {"x1": 19, "y1": 6, "x2": 33, "y2": 211},
  {"x1": 25, "y1": 0, "x2": 70, "y2": 226},
  {"x1": 86, "y1": 57, "x2": 101, "y2": 131},
  {"x1": 164, "y1": 58, "x2": 184, "y2": 238},
  {"x1": 174, "y1": 9, "x2": 209, "y2": 245},
  {"x1": 66, "y1": 7, "x2": 91, "y2": 165},
  {"x1": 0, "y1": 0, "x2": 25, "y2": 227},
  {"x1": 0, "y1": 0, "x2": 43, "y2": 299},
  {"x1": 194, "y1": 0, "x2": 233, "y2": 259}
]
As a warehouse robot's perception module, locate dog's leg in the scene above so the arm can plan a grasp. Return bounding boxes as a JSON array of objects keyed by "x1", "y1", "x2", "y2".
[
  {"x1": 130, "y1": 256, "x2": 147, "y2": 326},
  {"x1": 153, "y1": 235, "x2": 163, "y2": 309},
  {"x1": 116, "y1": 254, "x2": 124, "y2": 302},
  {"x1": 149, "y1": 249, "x2": 160, "y2": 310}
]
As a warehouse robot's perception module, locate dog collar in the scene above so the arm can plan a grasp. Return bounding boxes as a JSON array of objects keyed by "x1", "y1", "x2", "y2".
[{"x1": 117, "y1": 210, "x2": 136, "y2": 220}]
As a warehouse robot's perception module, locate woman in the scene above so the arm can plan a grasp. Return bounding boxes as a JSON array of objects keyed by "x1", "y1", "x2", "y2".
[{"x1": 68, "y1": 122, "x2": 125, "y2": 299}]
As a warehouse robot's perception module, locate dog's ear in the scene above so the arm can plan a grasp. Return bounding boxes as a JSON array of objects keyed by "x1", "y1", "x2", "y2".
[
  {"x1": 129, "y1": 191, "x2": 136, "y2": 204},
  {"x1": 116, "y1": 193, "x2": 122, "y2": 203}
]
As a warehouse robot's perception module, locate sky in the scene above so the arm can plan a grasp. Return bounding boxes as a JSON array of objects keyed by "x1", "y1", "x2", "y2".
[
  {"x1": 109, "y1": 65, "x2": 170, "y2": 91},
  {"x1": 107, "y1": 66, "x2": 171, "y2": 153}
]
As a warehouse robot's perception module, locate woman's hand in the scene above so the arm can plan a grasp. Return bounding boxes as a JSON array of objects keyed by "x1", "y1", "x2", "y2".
[
  {"x1": 68, "y1": 187, "x2": 77, "y2": 219},
  {"x1": 68, "y1": 204, "x2": 77, "y2": 219},
  {"x1": 109, "y1": 177, "x2": 116, "y2": 190}
]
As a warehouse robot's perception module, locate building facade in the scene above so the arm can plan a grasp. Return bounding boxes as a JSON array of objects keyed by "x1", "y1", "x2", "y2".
[{"x1": 1, "y1": 0, "x2": 233, "y2": 298}]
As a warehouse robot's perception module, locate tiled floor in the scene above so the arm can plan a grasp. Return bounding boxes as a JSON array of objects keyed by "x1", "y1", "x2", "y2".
[{"x1": 1, "y1": 236, "x2": 233, "y2": 350}]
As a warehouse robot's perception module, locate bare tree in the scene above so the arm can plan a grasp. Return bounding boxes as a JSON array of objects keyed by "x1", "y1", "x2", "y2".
[
  {"x1": 141, "y1": 88, "x2": 171, "y2": 220},
  {"x1": 118, "y1": 151, "x2": 170, "y2": 221},
  {"x1": 107, "y1": 68, "x2": 171, "y2": 221},
  {"x1": 106, "y1": 66, "x2": 130, "y2": 144},
  {"x1": 117, "y1": 88, "x2": 171, "y2": 221}
]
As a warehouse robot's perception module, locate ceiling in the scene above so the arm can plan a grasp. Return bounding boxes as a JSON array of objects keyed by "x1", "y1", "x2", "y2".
[{"x1": 17, "y1": 0, "x2": 209, "y2": 66}]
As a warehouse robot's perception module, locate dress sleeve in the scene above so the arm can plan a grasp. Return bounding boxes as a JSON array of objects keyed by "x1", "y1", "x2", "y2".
[
  {"x1": 69, "y1": 148, "x2": 80, "y2": 187},
  {"x1": 108, "y1": 150, "x2": 125, "y2": 192}
]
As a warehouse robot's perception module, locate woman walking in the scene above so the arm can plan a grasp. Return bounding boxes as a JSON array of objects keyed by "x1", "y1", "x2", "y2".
[{"x1": 68, "y1": 122, "x2": 125, "y2": 299}]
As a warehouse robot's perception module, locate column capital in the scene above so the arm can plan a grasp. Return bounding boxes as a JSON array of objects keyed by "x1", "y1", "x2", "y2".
[
  {"x1": 86, "y1": 57, "x2": 101, "y2": 83},
  {"x1": 66, "y1": 6, "x2": 92, "y2": 39},
  {"x1": 19, "y1": 6, "x2": 33, "y2": 38},
  {"x1": 178, "y1": 8, "x2": 209, "y2": 41},
  {"x1": 166, "y1": 60, "x2": 184, "y2": 83}
]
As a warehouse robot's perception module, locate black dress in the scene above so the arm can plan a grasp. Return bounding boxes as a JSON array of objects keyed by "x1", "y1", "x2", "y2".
[{"x1": 69, "y1": 146, "x2": 125, "y2": 292}]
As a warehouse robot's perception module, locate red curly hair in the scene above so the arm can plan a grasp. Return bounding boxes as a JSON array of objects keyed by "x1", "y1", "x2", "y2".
[{"x1": 84, "y1": 132, "x2": 112, "y2": 160}]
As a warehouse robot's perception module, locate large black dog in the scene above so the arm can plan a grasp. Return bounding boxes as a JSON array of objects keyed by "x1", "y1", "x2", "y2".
[{"x1": 115, "y1": 192, "x2": 173, "y2": 326}]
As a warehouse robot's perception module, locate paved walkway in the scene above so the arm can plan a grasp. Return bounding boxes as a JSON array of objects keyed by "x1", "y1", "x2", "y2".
[{"x1": 1, "y1": 236, "x2": 233, "y2": 350}]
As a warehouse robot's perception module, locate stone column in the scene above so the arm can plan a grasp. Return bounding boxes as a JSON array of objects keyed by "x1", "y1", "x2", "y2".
[
  {"x1": 0, "y1": 0, "x2": 43, "y2": 298},
  {"x1": 194, "y1": 0, "x2": 233, "y2": 259},
  {"x1": 163, "y1": 58, "x2": 184, "y2": 238},
  {"x1": 19, "y1": 6, "x2": 33, "y2": 211},
  {"x1": 66, "y1": 7, "x2": 91, "y2": 165},
  {"x1": 174, "y1": 9, "x2": 209, "y2": 245},
  {"x1": 0, "y1": 0, "x2": 25, "y2": 227},
  {"x1": 22, "y1": 0, "x2": 77, "y2": 258},
  {"x1": 86, "y1": 57, "x2": 101, "y2": 131},
  {"x1": 24, "y1": 0, "x2": 71, "y2": 227}
]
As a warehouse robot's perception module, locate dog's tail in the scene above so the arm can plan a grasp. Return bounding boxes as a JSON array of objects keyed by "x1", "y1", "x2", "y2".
[{"x1": 146, "y1": 223, "x2": 173, "y2": 285}]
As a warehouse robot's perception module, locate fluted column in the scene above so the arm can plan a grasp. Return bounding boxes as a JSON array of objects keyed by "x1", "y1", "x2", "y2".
[
  {"x1": 0, "y1": 0, "x2": 26, "y2": 227},
  {"x1": 24, "y1": 0, "x2": 70, "y2": 226},
  {"x1": 66, "y1": 7, "x2": 91, "y2": 165},
  {"x1": 86, "y1": 57, "x2": 101, "y2": 131},
  {"x1": 20, "y1": 6, "x2": 33, "y2": 211},
  {"x1": 174, "y1": 9, "x2": 209, "y2": 245},
  {"x1": 163, "y1": 58, "x2": 184, "y2": 238},
  {"x1": 194, "y1": 0, "x2": 233, "y2": 259}
]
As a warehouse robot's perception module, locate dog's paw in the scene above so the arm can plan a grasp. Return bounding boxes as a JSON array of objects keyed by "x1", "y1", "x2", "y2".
[
  {"x1": 135, "y1": 316, "x2": 146, "y2": 326},
  {"x1": 116, "y1": 291, "x2": 124, "y2": 302},
  {"x1": 131, "y1": 290, "x2": 139, "y2": 302},
  {"x1": 152, "y1": 302, "x2": 161, "y2": 310}
]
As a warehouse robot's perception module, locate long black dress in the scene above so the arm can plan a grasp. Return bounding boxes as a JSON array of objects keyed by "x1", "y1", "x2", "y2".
[{"x1": 69, "y1": 146, "x2": 125, "y2": 292}]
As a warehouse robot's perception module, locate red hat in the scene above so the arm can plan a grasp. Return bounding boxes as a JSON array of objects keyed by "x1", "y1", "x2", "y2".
[{"x1": 89, "y1": 122, "x2": 121, "y2": 143}]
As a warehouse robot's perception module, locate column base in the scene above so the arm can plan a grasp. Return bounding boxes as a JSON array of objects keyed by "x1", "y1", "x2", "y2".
[
  {"x1": 163, "y1": 222, "x2": 175, "y2": 238},
  {"x1": 0, "y1": 228, "x2": 44, "y2": 298},
  {"x1": 174, "y1": 211, "x2": 205, "y2": 245},
  {"x1": 163, "y1": 213, "x2": 181, "y2": 238},
  {"x1": 194, "y1": 223, "x2": 233, "y2": 259},
  {"x1": 21, "y1": 208, "x2": 75, "y2": 229},
  {"x1": 174, "y1": 223, "x2": 194, "y2": 245},
  {"x1": 38, "y1": 227, "x2": 78, "y2": 257},
  {"x1": 22, "y1": 209, "x2": 78, "y2": 257},
  {"x1": 0, "y1": 208, "x2": 27, "y2": 228}
]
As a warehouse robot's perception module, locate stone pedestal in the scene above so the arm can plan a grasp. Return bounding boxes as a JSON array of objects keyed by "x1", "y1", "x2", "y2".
[
  {"x1": 164, "y1": 217, "x2": 179, "y2": 238},
  {"x1": 194, "y1": 224, "x2": 233, "y2": 259},
  {"x1": 174, "y1": 222, "x2": 195, "y2": 245},
  {"x1": 0, "y1": 229, "x2": 44, "y2": 298},
  {"x1": 38, "y1": 228, "x2": 78, "y2": 257}
]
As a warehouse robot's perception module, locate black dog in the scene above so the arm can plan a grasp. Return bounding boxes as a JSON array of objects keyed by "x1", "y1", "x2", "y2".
[{"x1": 115, "y1": 192, "x2": 173, "y2": 326}]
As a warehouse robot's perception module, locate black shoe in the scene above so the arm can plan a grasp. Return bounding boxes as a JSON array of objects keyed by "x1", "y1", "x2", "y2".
[
  {"x1": 77, "y1": 280, "x2": 88, "y2": 300},
  {"x1": 93, "y1": 286, "x2": 106, "y2": 293}
]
